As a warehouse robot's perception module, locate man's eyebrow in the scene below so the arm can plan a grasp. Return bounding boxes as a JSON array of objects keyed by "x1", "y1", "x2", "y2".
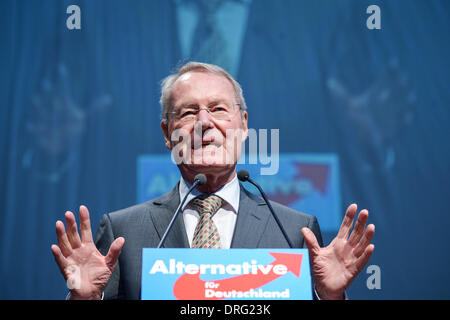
[
  {"x1": 180, "y1": 102, "x2": 199, "y2": 109},
  {"x1": 178, "y1": 98, "x2": 228, "y2": 108}
]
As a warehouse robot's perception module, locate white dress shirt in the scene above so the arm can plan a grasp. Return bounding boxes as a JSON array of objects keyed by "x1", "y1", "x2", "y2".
[{"x1": 179, "y1": 175, "x2": 240, "y2": 249}]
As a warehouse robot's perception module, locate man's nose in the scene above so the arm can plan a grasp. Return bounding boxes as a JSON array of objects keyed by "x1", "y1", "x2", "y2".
[{"x1": 197, "y1": 108, "x2": 214, "y2": 127}]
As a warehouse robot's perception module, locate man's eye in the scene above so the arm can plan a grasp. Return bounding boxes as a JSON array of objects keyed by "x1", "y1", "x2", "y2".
[
  {"x1": 211, "y1": 105, "x2": 228, "y2": 112},
  {"x1": 181, "y1": 110, "x2": 197, "y2": 117}
]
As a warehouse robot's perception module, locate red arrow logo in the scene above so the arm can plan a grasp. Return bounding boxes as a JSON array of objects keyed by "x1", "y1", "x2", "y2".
[{"x1": 173, "y1": 252, "x2": 302, "y2": 300}]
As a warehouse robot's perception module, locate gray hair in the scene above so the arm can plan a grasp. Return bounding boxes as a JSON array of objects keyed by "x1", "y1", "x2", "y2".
[{"x1": 159, "y1": 61, "x2": 247, "y2": 122}]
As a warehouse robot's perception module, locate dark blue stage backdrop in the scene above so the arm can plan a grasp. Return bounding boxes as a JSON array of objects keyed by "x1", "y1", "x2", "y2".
[{"x1": 0, "y1": 0, "x2": 449, "y2": 299}]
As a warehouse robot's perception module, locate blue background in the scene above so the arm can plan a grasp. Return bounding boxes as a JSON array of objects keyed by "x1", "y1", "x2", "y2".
[{"x1": 0, "y1": 0, "x2": 449, "y2": 299}]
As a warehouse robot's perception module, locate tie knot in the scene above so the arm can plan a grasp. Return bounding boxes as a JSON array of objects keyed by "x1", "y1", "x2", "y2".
[{"x1": 192, "y1": 194, "x2": 223, "y2": 216}]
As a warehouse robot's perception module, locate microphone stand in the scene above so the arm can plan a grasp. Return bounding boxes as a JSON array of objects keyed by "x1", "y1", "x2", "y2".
[
  {"x1": 238, "y1": 170, "x2": 294, "y2": 248},
  {"x1": 157, "y1": 176, "x2": 204, "y2": 248}
]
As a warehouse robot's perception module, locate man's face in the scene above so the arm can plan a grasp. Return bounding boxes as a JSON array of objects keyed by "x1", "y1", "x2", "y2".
[{"x1": 161, "y1": 71, "x2": 248, "y2": 175}]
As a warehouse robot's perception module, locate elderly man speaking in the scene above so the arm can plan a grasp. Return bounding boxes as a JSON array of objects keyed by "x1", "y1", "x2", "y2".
[{"x1": 51, "y1": 62, "x2": 375, "y2": 300}]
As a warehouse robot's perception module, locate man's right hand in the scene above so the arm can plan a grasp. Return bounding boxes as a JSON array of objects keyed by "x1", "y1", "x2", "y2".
[{"x1": 51, "y1": 205, "x2": 125, "y2": 300}]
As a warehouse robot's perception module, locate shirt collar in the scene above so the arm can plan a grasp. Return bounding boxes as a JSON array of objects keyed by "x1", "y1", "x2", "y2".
[{"x1": 179, "y1": 174, "x2": 240, "y2": 213}]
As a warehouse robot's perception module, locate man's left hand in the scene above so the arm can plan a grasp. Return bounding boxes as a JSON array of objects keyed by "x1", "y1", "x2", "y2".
[{"x1": 302, "y1": 204, "x2": 375, "y2": 300}]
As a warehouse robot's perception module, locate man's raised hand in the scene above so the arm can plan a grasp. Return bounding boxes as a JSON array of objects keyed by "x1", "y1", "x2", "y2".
[
  {"x1": 51, "y1": 205, "x2": 124, "y2": 300},
  {"x1": 302, "y1": 204, "x2": 375, "y2": 300}
]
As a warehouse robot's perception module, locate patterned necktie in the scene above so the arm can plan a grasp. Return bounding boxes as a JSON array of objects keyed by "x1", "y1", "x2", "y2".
[{"x1": 191, "y1": 194, "x2": 223, "y2": 249}]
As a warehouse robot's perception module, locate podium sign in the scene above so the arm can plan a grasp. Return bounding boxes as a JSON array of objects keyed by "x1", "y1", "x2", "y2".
[{"x1": 141, "y1": 248, "x2": 312, "y2": 300}]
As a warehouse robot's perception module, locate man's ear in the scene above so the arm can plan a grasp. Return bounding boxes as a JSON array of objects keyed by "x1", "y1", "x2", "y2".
[
  {"x1": 241, "y1": 111, "x2": 249, "y2": 143},
  {"x1": 161, "y1": 120, "x2": 172, "y2": 150}
]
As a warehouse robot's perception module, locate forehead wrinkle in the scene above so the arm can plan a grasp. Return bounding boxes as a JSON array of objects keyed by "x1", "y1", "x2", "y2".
[
  {"x1": 181, "y1": 95, "x2": 230, "y2": 107},
  {"x1": 172, "y1": 88, "x2": 234, "y2": 111}
]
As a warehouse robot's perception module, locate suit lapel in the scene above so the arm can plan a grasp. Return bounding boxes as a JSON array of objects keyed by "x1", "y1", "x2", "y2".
[
  {"x1": 148, "y1": 183, "x2": 190, "y2": 248},
  {"x1": 148, "y1": 183, "x2": 271, "y2": 249},
  {"x1": 231, "y1": 185, "x2": 270, "y2": 248}
]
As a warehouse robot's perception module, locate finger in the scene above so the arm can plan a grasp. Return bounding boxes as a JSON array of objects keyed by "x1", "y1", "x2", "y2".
[
  {"x1": 354, "y1": 224, "x2": 375, "y2": 257},
  {"x1": 79, "y1": 205, "x2": 94, "y2": 243},
  {"x1": 355, "y1": 244, "x2": 375, "y2": 272},
  {"x1": 65, "y1": 211, "x2": 82, "y2": 249},
  {"x1": 56, "y1": 220, "x2": 73, "y2": 257},
  {"x1": 105, "y1": 237, "x2": 125, "y2": 272},
  {"x1": 301, "y1": 228, "x2": 321, "y2": 256},
  {"x1": 51, "y1": 244, "x2": 69, "y2": 273},
  {"x1": 337, "y1": 204, "x2": 357, "y2": 239},
  {"x1": 348, "y1": 209, "x2": 369, "y2": 247}
]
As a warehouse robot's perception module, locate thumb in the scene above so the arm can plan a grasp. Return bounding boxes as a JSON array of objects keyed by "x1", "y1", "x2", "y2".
[
  {"x1": 105, "y1": 237, "x2": 125, "y2": 272},
  {"x1": 301, "y1": 227, "x2": 320, "y2": 256}
]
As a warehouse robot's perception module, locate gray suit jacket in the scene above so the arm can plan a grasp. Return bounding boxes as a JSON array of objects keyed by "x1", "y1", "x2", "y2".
[{"x1": 95, "y1": 183, "x2": 323, "y2": 300}]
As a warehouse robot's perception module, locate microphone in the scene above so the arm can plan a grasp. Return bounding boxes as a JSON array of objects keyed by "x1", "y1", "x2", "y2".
[
  {"x1": 237, "y1": 170, "x2": 294, "y2": 248},
  {"x1": 157, "y1": 173, "x2": 207, "y2": 248}
]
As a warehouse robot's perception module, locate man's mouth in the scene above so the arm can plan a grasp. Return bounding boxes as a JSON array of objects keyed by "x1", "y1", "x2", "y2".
[{"x1": 192, "y1": 137, "x2": 221, "y2": 150}]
